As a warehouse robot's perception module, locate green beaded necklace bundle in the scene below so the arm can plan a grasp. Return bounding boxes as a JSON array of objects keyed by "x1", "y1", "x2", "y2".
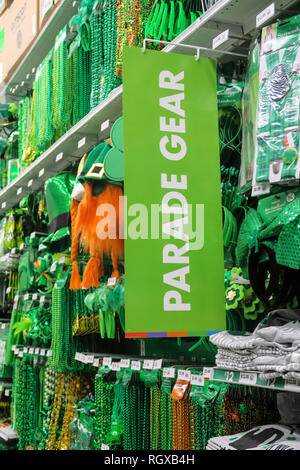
[
  {"x1": 90, "y1": 7, "x2": 104, "y2": 107},
  {"x1": 94, "y1": 368, "x2": 115, "y2": 449},
  {"x1": 50, "y1": 285, "x2": 76, "y2": 373},
  {"x1": 102, "y1": 0, "x2": 122, "y2": 101},
  {"x1": 68, "y1": 36, "x2": 92, "y2": 126},
  {"x1": 13, "y1": 356, "x2": 42, "y2": 450},
  {"x1": 18, "y1": 96, "x2": 32, "y2": 164},
  {"x1": 51, "y1": 27, "x2": 71, "y2": 133},
  {"x1": 35, "y1": 51, "x2": 54, "y2": 152}
]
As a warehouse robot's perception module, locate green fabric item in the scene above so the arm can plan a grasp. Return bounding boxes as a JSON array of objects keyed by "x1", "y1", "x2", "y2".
[
  {"x1": 276, "y1": 214, "x2": 300, "y2": 269},
  {"x1": 236, "y1": 208, "x2": 264, "y2": 276},
  {"x1": 42, "y1": 173, "x2": 75, "y2": 248},
  {"x1": 18, "y1": 251, "x2": 35, "y2": 293}
]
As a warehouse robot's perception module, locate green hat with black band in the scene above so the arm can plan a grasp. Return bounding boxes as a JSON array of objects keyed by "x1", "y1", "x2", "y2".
[{"x1": 42, "y1": 172, "x2": 75, "y2": 252}]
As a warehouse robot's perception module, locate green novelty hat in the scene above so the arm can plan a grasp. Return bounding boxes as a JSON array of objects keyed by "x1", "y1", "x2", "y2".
[
  {"x1": 42, "y1": 173, "x2": 75, "y2": 250},
  {"x1": 77, "y1": 118, "x2": 124, "y2": 188}
]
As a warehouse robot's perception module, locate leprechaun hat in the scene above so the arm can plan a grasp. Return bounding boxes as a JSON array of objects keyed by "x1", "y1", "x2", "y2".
[{"x1": 42, "y1": 172, "x2": 75, "y2": 252}]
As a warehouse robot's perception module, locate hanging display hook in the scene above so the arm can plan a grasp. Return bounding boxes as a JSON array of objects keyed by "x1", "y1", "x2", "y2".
[{"x1": 142, "y1": 38, "x2": 248, "y2": 59}]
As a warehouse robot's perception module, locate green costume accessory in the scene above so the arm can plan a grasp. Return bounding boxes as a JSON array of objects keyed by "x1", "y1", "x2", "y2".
[
  {"x1": 51, "y1": 27, "x2": 70, "y2": 131},
  {"x1": 42, "y1": 173, "x2": 75, "y2": 251},
  {"x1": 104, "y1": 117, "x2": 124, "y2": 182},
  {"x1": 225, "y1": 283, "x2": 244, "y2": 310}
]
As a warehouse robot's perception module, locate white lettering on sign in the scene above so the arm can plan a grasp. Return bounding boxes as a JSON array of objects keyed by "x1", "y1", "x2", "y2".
[
  {"x1": 256, "y1": 3, "x2": 275, "y2": 28},
  {"x1": 159, "y1": 70, "x2": 192, "y2": 314},
  {"x1": 212, "y1": 29, "x2": 229, "y2": 49}
]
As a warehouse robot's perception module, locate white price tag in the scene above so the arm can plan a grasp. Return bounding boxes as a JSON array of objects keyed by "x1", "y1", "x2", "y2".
[
  {"x1": 101, "y1": 120, "x2": 110, "y2": 132},
  {"x1": 4, "y1": 389, "x2": 10, "y2": 397},
  {"x1": 131, "y1": 361, "x2": 141, "y2": 371},
  {"x1": 111, "y1": 362, "x2": 121, "y2": 371},
  {"x1": 20, "y1": 243, "x2": 24, "y2": 250},
  {"x1": 190, "y1": 374, "x2": 204, "y2": 387},
  {"x1": 239, "y1": 372, "x2": 257, "y2": 386},
  {"x1": 35, "y1": 348, "x2": 40, "y2": 354},
  {"x1": 24, "y1": 294, "x2": 29, "y2": 300},
  {"x1": 256, "y1": 3, "x2": 275, "y2": 28},
  {"x1": 17, "y1": 188, "x2": 23, "y2": 196},
  {"x1": 47, "y1": 350, "x2": 52, "y2": 357},
  {"x1": 40, "y1": 295, "x2": 46, "y2": 305},
  {"x1": 23, "y1": 347, "x2": 28, "y2": 353},
  {"x1": 39, "y1": 168, "x2": 45, "y2": 178},
  {"x1": 56, "y1": 152, "x2": 63, "y2": 162},
  {"x1": 29, "y1": 348, "x2": 34, "y2": 354},
  {"x1": 80, "y1": 354, "x2": 88, "y2": 364},
  {"x1": 1, "y1": 324, "x2": 5, "y2": 330},
  {"x1": 0, "y1": 386, "x2": 2, "y2": 392},
  {"x1": 14, "y1": 295, "x2": 19, "y2": 302},
  {"x1": 163, "y1": 367, "x2": 175, "y2": 379},
  {"x1": 107, "y1": 277, "x2": 117, "y2": 287},
  {"x1": 75, "y1": 352, "x2": 81, "y2": 361},
  {"x1": 30, "y1": 232, "x2": 36, "y2": 239},
  {"x1": 153, "y1": 359, "x2": 162, "y2": 370},
  {"x1": 177, "y1": 369, "x2": 191, "y2": 381},
  {"x1": 32, "y1": 293, "x2": 38, "y2": 300},
  {"x1": 40, "y1": 349, "x2": 46, "y2": 356},
  {"x1": 78, "y1": 137, "x2": 86, "y2": 149},
  {"x1": 120, "y1": 359, "x2": 130, "y2": 368},
  {"x1": 101, "y1": 444, "x2": 110, "y2": 450},
  {"x1": 6, "y1": 287, "x2": 11, "y2": 294},
  {"x1": 143, "y1": 359, "x2": 154, "y2": 370},
  {"x1": 11, "y1": 345, "x2": 16, "y2": 352},
  {"x1": 86, "y1": 355, "x2": 94, "y2": 364},
  {"x1": 93, "y1": 358, "x2": 100, "y2": 367},
  {"x1": 11, "y1": 248, "x2": 17, "y2": 254},
  {"x1": 59, "y1": 256, "x2": 65, "y2": 265},
  {"x1": 203, "y1": 367, "x2": 213, "y2": 379},
  {"x1": 102, "y1": 357, "x2": 112, "y2": 367},
  {"x1": 19, "y1": 351, "x2": 24, "y2": 358},
  {"x1": 212, "y1": 29, "x2": 229, "y2": 49}
]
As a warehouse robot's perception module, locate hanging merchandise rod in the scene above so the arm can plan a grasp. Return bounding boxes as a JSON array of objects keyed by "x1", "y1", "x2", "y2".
[{"x1": 142, "y1": 38, "x2": 249, "y2": 59}]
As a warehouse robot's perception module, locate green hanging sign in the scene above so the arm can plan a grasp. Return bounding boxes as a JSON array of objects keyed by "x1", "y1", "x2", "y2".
[{"x1": 123, "y1": 46, "x2": 225, "y2": 338}]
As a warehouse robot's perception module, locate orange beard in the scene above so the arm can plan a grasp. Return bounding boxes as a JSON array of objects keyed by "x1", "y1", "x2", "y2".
[
  {"x1": 71, "y1": 181, "x2": 124, "y2": 288},
  {"x1": 75, "y1": 181, "x2": 124, "y2": 259}
]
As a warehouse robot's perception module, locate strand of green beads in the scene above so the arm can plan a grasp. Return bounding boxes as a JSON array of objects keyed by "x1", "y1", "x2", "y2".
[{"x1": 90, "y1": 10, "x2": 103, "y2": 108}]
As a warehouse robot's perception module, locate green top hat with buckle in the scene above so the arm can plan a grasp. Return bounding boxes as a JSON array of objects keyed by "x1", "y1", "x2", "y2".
[
  {"x1": 76, "y1": 117, "x2": 124, "y2": 196},
  {"x1": 42, "y1": 172, "x2": 75, "y2": 251}
]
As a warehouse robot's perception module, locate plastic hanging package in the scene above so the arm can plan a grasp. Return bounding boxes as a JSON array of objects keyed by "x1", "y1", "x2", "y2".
[
  {"x1": 239, "y1": 39, "x2": 260, "y2": 193},
  {"x1": 252, "y1": 15, "x2": 300, "y2": 196}
]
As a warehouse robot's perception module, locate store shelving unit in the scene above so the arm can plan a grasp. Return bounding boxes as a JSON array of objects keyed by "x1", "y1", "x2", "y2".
[
  {"x1": 0, "y1": 0, "x2": 300, "y2": 217},
  {"x1": 11, "y1": 345, "x2": 300, "y2": 393},
  {"x1": 3, "y1": 0, "x2": 80, "y2": 102}
]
